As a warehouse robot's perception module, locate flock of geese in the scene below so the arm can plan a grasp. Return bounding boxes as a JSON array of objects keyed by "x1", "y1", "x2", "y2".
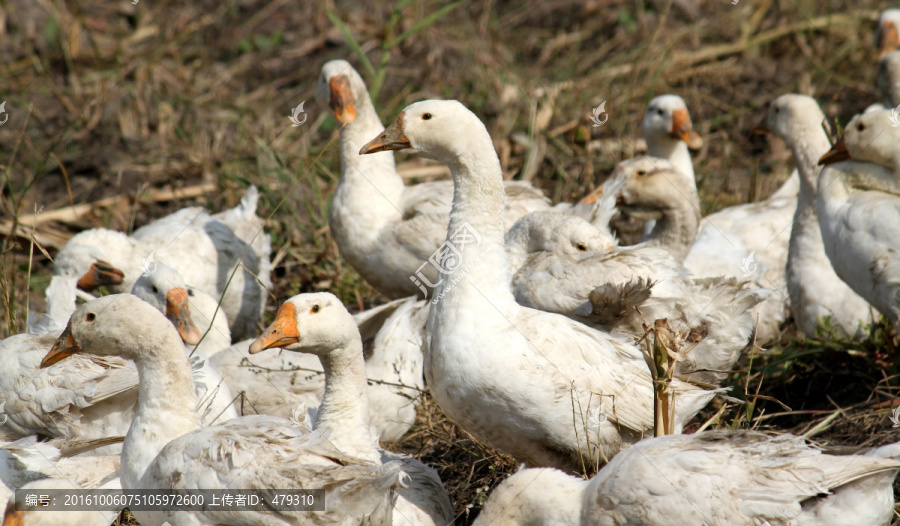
[{"x1": 4, "y1": 8, "x2": 900, "y2": 526}]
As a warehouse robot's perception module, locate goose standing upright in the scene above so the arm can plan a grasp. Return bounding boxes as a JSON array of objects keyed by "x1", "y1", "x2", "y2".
[
  {"x1": 755, "y1": 94, "x2": 874, "y2": 338},
  {"x1": 40, "y1": 294, "x2": 452, "y2": 526},
  {"x1": 473, "y1": 430, "x2": 900, "y2": 526},
  {"x1": 817, "y1": 109, "x2": 900, "y2": 330},
  {"x1": 361, "y1": 100, "x2": 719, "y2": 471},
  {"x1": 316, "y1": 60, "x2": 549, "y2": 299}
]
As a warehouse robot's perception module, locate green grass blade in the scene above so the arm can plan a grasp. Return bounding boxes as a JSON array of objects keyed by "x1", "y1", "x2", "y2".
[
  {"x1": 392, "y1": 0, "x2": 464, "y2": 46},
  {"x1": 325, "y1": 9, "x2": 376, "y2": 79}
]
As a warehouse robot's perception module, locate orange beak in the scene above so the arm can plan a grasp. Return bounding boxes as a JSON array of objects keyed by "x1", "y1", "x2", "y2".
[
  {"x1": 359, "y1": 112, "x2": 411, "y2": 154},
  {"x1": 249, "y1": 302, "x2": 300, "y2": 354},
  {"x1": 329, "y1": 75, "x2": 357, "y2": 124},
  {"x1": 751, "y1": 115, "x2": 768, "y2": 135},
  {"x1": 578, "y1": 187, "x2": 604, "y2": 205},
  {"x1": 670, "y1": 108, "x2": 704, "y2": 150},
  {"x1": 165, "y1": 288, "x2": 202, "y2": 346},
  {"x1": 2, "y1": 505, "x2": 23, "y2": 526},
  {"x1": 878, "y1": 21, "x2": 899, "y2": 58},
  {"x1": 819, "y1": 135, "x2": 851, "y2": 165},
  {"x1": 41, "y1": 326, "x2": 82, "y2": 368},
  {"x1": 76, "y1": 260, "x2": 125, "y2": 291}
]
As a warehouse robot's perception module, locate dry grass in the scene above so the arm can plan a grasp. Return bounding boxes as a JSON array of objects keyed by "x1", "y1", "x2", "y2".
[{"x1": 2, "y1": 0, "x2": 900, "y2": 524}]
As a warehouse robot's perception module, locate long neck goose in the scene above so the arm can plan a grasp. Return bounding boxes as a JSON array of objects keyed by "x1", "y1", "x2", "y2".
[
  {"x1": 207, "y1": 295, "x2": 426, "y2": 442},
  {"x1": 614, "y1": 156, "x2": 787, "y2": 345},
  {"x1": 360, "y1": 99, "x2": 719, "y2": 471},
  {"x1": 817, "y1": 109, "x2": 900, "y2": 330},
  {"x1": 755, "y1": 94, "x2": 874, "y2": 339},
  {"x1": 473, "y1": 430, "x2": 900, "y2": 526},
  {"x1": 53, "y1": 186, "x2": 270, "y2": 342},
  {"x1": 41, "y1": 293, "x2": 451, "y2": 526},
  {"x1": 316, "y1": 60, "x2": 550, "y2": 299}
]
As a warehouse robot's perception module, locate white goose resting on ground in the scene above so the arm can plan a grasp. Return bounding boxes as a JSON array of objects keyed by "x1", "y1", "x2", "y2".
[
  {"x1": 0, "y1": 293, "x2": 236, "y2": 447},
  {"x1": 360, "y1": 99, "x2": 720, "y2": 471},
  {"x1": 755, "y1": 94, "x2": 874, "y2": 339},
  {"x1": 473, "y1": 430, "x2": 900, "y2": 526},
  {"x1": 316, "y1": 60, "x2": 550, "y2": 299},
  {"x1": 40, "y1": 293, "x2": 452, "y2": 526},
  {"x1": 53, "y1": 186, "x2": 271, "y2": 341},
  {"x1": 642, "y1": 95, "x2": 794, "y2": 343},
  {"x1": 208, "y1": 295, "x2": 426, "y2": 442},
  {"x1": 817, "y1": 109, "x2": 900, "y2": 331}
]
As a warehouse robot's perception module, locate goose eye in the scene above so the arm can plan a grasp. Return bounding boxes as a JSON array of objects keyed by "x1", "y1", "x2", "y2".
[
  {"x1": 422, "y1": 113, "x2": 432, "y2": 120},
  {"x1": 86, "y1": 312, "x2": 96, "y2": 322},
  {"x1": 857, "y1": 123, "x2": 866, "y2": 131},
  {"x1": 187, "y1": 289, "x2": 194, "y2": 297},
  {"x1": 151, "y1": 286, "x2": 159, "y2": 294},
  {"x1": 311, "y1": 305, "x2": 320, "y2": 314},
  {"x1": 576, "y1": 244, "x2": 587, "y2": 252},
  {"x1": 656, "y1": 109, "x2": 664, "y2": 116},
  {"x1": 636, "y1": 170, "x2": 647, "y2": 177},
  {"x1": 774, "y1": 107, "x2": 780, "y2": 114}
]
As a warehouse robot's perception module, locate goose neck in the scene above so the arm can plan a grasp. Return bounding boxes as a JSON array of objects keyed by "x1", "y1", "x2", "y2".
[
  {"x1": 122, "y1": 330, "x2": 200, "y2": 488},
  {"x1": 646, "y1": 200, "x2": 700, "y2": 263},
  {"x1": 648, "y1": 139, "x2": 695, "y2": 181},
  {"x1": 314, "y1": 339, "x2": 380, "y2": 462}
]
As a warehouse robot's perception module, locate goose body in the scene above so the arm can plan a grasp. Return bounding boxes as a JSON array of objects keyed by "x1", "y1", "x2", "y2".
[
  {"x1": 474, "y1": 430, "x2": 900, "y2": 526},
  {"x1": 317, "y1": 60, "x2": 550, "y2": 299},
  {"x1": 360, "y1": 100, "x2": 720, "y2": 471},
  {"x1": 53, "y1": 186, "x2": 270, "y2": 341},
  {"x1": 756, "y1": 94, "x2": 874, "y2": 338},
  {"x1": 817, "y1": 110, "x2": 900, "y2": 330},
  {"x1": 40, "y1": 293, "x2": 451, "y2": 526}
]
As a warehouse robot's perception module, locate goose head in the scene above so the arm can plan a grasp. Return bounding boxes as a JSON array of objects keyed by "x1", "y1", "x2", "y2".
[
  {"x1": 316, "y1": 60, "x2": 368, "y2": 124},
  {"x1": 132, "y1": 264, "x2": 203, "y2": 345},
  {"x1": 614, "y1": 157, "x2": 690, "y2": 220},
  {"x1": 505, "y1": 212, "x2": 615, "y2": 257},
  {"x1": 877, "y1": 51, "x2": 900, "y2": 108},
  {"x1": 754, "y1": 94, "x2": 826, "y2": 148},
  {"x1": 40, "y1": 294, "x2": 180, "y2": 368},
  {"x1": 819, "y1": 110, "x2": 900, "y2": 172},
  {"x1": 642, "y1": 95, "x2": 703, "y2": 151},
  {"x1": 55, "y1": 229, "x2": 133, "y2": 290},
  {"x1": 358, "y1": 99, "x2": 490, "y2": 166},
  {"x1": 876, "y1": 9, "x2": 900, "y2": 58},
  {"x1": 249, "y1": 293, "x2": 360, "y2": 357}
]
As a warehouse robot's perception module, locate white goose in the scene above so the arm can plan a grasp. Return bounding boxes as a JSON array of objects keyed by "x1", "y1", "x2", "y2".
[
  {"x1": 53, "y1": 186, "x2": 270, "y2": 341},
  {"x1": 360, "y1": 99, "x2": 719, "y2": 471},
  {"x1": 755, "y1": 94, "x2": 874, "y2": 338},
  {"x1": 473, "y1": 430, "x2": 900, "y2": 526},
  {"x1": 643, "y1": 96, "x2": 794, "y2": 343},
  {"x1": 817, "y1": 109, "x2": 900, "y2": 330},
  {"x1": 207, "y1": 296, "x2": 426, "y2": 442},
  {"x1": 41, "y1": 293, "x2": 452, "y2": 526},
  {"x1": 316, "y1": 60, "x2": 550, "y2": 299}
]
